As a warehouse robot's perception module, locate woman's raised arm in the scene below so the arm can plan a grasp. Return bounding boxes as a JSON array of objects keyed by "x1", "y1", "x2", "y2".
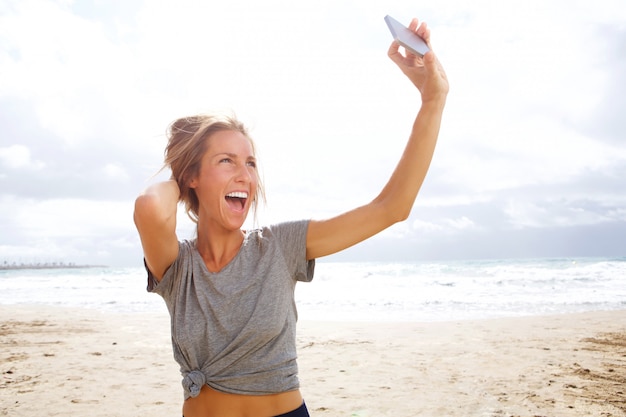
[
  {"x1": 306, "y1": 19, "x2": 449, "y2": 260},
  {"x1": 133, "y1": 179, "x2": 180, "y2": 280}
]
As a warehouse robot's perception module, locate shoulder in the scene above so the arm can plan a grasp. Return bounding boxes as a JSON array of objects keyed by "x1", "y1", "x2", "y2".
[
  {"x1": 264, "y1": 220, "x2": 309, "y2": 238},
  {"x1": 244, "y1": 221, "x2": 308, "y2": 252},
  {"x1": 244, "y1": 221, "x2": 308, "y2": 240},
  {"x1": 241, "y1": 221, "x2": 308, "y2": 259}
]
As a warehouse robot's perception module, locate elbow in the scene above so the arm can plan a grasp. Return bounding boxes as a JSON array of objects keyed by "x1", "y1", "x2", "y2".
[
  {"x1": 134, "y1": 180, "x2": 180, "y2": 224},
  {"x1": 134, "y1": 189, "x2": 179, "y2": 230},
  {"x1": 133, "y1": 194, "x2": 150, "y2": 227},
  {"x1": 375, "y1": 198, "x2": 413, "y2": 226},
  {"x1": 389, "y1": 206, "x2": 412, "y2": 224},
  {"x1": 133, "y1": 193, "x2": 162, "y2": 227}
]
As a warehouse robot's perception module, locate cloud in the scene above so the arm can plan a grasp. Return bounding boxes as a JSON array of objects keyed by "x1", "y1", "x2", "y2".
[
  {"x1": 103, "y1": 163, "x2": 130, "y2": 181},
  {"x1": 0, "y1": 144, "x2": 45, "y2": 170},
  {"x1": 581, "y1": 24, "x2": 626, "y2": 144},
  {"x1": 0, "y1": 0, "x2": 625, "y2": 265}
]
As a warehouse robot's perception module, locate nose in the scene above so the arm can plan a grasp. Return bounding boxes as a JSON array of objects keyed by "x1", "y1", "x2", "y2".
[{"x1": 235, "y1": 163, "x2": 254, "y2": 184}]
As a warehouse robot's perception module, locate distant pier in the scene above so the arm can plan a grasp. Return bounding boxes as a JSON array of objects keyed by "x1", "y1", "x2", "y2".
[{"x1": 0, "y1": 263, "x2": 105, "y2": 271}]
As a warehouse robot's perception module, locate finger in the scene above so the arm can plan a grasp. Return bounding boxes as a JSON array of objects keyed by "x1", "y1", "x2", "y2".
[
  {"x1": 408, "y1": 18, "x2": 419, "y2": 31},
  {"x1": 387, "y1": 40, "x2": 402, "y2": 61},
  {"x1": 416, "y1": 22, "x2": 431, "y2": 47},
  {"x1": 423, "y1": 50, "x2": 437, "y2": 70}
]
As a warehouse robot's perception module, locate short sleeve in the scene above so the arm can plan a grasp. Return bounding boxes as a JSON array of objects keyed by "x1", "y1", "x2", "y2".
[
  {"x1": 145, "y1": 241, "x2": 192, "y2": 297},
  {"x1": 269, "y1": 220, "x2": 315, "y2": 282},
  {"x1": 145, "y1": 258, "x2": 160, "y2": 292}
]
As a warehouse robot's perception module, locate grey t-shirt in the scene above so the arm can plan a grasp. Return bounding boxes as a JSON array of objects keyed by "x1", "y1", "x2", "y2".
[{"x1": 147, "y1": 220, "x2": 315, "y2": 399}]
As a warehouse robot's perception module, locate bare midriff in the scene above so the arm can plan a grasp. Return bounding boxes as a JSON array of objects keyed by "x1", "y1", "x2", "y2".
[{"x1": 182, "y1": 385, "x2": 303, "y2": 417}]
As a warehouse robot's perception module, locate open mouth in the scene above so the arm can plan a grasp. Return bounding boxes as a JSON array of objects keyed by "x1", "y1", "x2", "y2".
[{"x1": 225, "y1": 191, "x2": 248, "y2": 211}]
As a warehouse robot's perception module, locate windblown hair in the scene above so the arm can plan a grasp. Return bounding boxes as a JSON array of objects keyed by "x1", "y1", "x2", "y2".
[{"x1": 164, "y1": 113, "x2": 265, "y2": 223}]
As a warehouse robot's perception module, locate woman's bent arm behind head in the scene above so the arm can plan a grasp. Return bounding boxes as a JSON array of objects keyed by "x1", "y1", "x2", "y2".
[{"x1": 134, "y1": 179, "x2": 180, "y2": 281}]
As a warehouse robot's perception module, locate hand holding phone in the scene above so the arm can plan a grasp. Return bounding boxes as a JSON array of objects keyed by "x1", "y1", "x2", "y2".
[{"x1": 384, "y1": 15, "x2": 430, "y2": 57}]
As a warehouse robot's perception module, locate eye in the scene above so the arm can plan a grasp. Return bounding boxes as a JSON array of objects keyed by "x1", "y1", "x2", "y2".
[
  {"x1": 219, "y1": 157, "x2": 233, "y2": 164},
  {"x1": 246, "y1": 160, "x2": 257, "y2": 168}
]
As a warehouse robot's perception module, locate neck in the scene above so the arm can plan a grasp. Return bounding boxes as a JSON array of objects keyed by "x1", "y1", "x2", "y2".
[{"x1": 196, "y1": 225, "x2": 244, "y2": 273}]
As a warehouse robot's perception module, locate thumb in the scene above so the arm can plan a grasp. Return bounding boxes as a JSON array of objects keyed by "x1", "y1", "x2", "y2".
[
  {"x1": 387, "y1": 41, "x2": 403, "y2": 64},
  {"x1": 423, "y1": 50, "x2": 437, "y2": 68},
  {"x1": 422, "y1": 51, "x2": 441, "y2": 80}
]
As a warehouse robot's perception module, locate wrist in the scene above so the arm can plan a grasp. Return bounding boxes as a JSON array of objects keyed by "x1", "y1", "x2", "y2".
[{"x1": 420, "y1": 94, "x2": 447, "y2": 110}]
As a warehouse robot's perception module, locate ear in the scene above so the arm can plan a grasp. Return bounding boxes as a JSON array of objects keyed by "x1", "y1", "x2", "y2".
[{"x1": 188, "y1": 175, "x2": 198, "y2": 189}]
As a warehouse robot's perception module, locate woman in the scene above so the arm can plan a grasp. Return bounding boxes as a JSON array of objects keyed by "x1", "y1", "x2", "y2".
[{"x1": 134, "y1": 18, "x2": 448, "y2": 417}]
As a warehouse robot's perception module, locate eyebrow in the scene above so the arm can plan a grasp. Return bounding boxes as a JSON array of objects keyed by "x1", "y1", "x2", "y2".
[{"x1": 214, "y1": 152, "x2": 256, "y2": 162}]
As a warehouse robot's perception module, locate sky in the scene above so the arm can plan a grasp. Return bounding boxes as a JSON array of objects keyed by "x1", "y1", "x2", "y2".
[{"x1": 1, "y1": 0, "x2": 625, "y2": 267}]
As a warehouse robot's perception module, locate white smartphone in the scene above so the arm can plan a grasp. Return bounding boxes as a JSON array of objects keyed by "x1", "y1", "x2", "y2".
[{"x1": 384, "y1": 15, "x2": 430, "y2": 57}]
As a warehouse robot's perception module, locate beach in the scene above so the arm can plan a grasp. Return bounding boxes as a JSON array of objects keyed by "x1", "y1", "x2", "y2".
[{"x1": 1, "y1": 305, "x2": 625, "y2": 416}]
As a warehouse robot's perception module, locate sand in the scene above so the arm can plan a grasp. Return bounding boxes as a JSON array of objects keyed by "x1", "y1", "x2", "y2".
[{"x1": 1, "y1": 305, "x2": 625, "y2": 417}]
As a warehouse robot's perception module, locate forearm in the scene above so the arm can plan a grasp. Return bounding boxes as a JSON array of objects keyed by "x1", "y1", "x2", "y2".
[
  {"x1": 306, "y1": 20, "x2": 449, "y2": 259},
  {"x1": 374, "y1": 97, "x2": 446, "y2": 222}
]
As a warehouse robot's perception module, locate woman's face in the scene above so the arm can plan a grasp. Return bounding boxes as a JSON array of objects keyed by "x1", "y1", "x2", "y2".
[{"x1": 190, "y1": 130, "x2": 258, "y2": 232}]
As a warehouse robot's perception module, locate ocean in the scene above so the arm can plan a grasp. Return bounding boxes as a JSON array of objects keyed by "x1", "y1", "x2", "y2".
[{"x1": 1, "y1": 257, "x2": 624, "y2": 322}]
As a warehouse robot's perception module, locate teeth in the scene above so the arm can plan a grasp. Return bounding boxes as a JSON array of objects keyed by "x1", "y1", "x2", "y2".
[{"x1": 226, "y1": 192, "x2": 248, "y2": 199}]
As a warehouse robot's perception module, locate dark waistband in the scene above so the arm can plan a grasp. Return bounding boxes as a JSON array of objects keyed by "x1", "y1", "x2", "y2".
[
  {"x1": 182, "y1": 400, "x2": 309, "y2": 417},
  {"x1": 275, "y1": 401, "x2": 310, "y2": 417}
]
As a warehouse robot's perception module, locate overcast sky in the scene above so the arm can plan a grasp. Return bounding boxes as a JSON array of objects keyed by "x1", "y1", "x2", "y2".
[{"x1": 1, "y1": 0, "x2": 625, "y2": 267}]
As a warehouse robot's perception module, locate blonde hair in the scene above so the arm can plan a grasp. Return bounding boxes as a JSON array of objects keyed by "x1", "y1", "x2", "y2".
[{"x1": 164, "y1": 113, "x2": 265, "y2": 223}]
